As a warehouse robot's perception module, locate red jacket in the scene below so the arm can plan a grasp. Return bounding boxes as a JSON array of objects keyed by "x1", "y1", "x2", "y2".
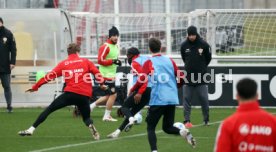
[
  {"x1": 32, "y1": 54, "x2": 104, "y2": 97},
  {"x1": 130, "y1": 54, "x2": 185, "y2": 94},
  {"x1": 214, "y1": 101, "x2": 276, "y2": 152}
]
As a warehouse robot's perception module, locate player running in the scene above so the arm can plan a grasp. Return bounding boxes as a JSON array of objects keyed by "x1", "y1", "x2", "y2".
[{"x1": 132, "y1": 38, "x2": 196, "y2": 151}]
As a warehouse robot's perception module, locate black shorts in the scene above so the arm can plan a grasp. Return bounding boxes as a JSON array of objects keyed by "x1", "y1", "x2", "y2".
[{"x1": 103, "y1": 81, "x2": 116, "y2": 95}]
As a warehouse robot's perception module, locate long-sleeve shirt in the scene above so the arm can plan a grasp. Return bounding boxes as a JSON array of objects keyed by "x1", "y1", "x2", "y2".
[
  {"x1": 32, "y1": 54, "x2": 104, "y2": 97},
  {"x1": 97, "y1": 39, "x2": 114, "y2": 66},
  {"x1": 214, "y1": 101, "x2": 276, "y2": 152}
]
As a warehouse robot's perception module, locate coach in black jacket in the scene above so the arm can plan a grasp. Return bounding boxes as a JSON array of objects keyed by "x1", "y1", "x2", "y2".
[
  {"x1": 180, "y1": 25, "x2": 211, "y2": 128},
  {"x1": 0, "y1": 17, "x2": 17, "y2": 112}
]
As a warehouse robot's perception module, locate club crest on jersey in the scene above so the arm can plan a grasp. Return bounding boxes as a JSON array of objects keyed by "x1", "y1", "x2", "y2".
[
  {"x1": 198, "y1": 48, "x2": 203, "y2": 55},
  {"x1": 3, "y1": 37, "x2": 7, "y2": 44}
]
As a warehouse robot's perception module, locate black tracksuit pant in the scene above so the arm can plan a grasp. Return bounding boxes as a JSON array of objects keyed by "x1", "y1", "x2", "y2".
[
  {"x1": 146, "y1": 105, "x2": 180, "y2": 151},
  {"x1": 119, "y1": 87, "x2": 151, "y2": 131},
  {"x1": 33, "y1": 92, "x2": 93, "y2": 128}
]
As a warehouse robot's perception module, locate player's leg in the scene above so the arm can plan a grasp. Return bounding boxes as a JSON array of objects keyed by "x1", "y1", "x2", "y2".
[
  {"x1": 162, "y1": 105, "x2": 196, "y2": 148},
  {"x1": 124, "y1": 87, "x2": 151, "y2": 132},
  {"x1": 196, "y1": 85, "x2": 209, "y2": 125},
  {"x1": 146, "y1": 106, "x2": 163, "y2": 152},
  {"x1": 90, "y1": 95, "x2": 109, "y2": 111},
  {"x1": 18, "y1": 92, "x2": 71, "y2": 136},
  {"x1": 183, "y1": 85, "x2": 194, "y2": 128},
  {"x1": 162, "y1": 105, "x2": 179, "y2": 134},
  {"x1": 0, "y1": 74, "x2": 12, "y2": 112},
  {"x1": 107, "y1": 90, "x2": 137, "y2": 138},
  {"x1": 103, "y1": 81, "x2": 118, "y2": 121},
  {"x1": 76, "y1": 94, "x2": 100, "y2": 140}
]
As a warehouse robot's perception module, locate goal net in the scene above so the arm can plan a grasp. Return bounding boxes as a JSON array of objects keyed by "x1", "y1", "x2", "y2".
[{"x1": 66, "y1": 9, "x2": 276, "y2": 57}]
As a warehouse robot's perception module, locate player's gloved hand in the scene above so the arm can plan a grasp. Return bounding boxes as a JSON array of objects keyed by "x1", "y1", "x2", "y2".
[{"x1": 112, "y1": 59, "x2": 122, "y2": 66}]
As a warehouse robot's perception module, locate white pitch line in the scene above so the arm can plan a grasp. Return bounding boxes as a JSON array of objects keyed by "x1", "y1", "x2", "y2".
[
  {"x1": 30, "y1": 121, "x2": 223, "y2": 152},
  {"x1": 30, "y1": 130, "x2": 162, "y2": 152}
]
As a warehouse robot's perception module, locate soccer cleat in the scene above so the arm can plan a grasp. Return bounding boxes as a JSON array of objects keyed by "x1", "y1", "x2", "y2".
[
  {"x1": 124, "y1": 117, "x2": 136, "y2": 132},
  {"x1": 204, "y1": 121, "x2": 210, "y2": 126},
  {"x1": 184, "y1": 122, "x2": 193, "y2": 128},
  {"x1": 102, "y1": 116, "x2": 118, "y2": 122},
  {"x1": 18, "y1": 130, "x2": 32, "y2": 136},
  {"x1": 180, "y1": 129, "x2": 196, "y2": 148},
  {"x1": 186, "y1": 132, "x2": 196, "y2": 148},
  {"x1": 107, "y1": 130, "x2": 120, "y2": 138},
  {"x1": 89, "y1": 125, "x2": 100, "y2": 140}
]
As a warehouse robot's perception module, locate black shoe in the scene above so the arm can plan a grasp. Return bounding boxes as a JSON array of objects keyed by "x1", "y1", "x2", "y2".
[
  {"x1": 7, "y1": 106, "x2": 13, "y2": 113},
  {"x1": 204, "y1": 121, "x2": 210, "y2": 126}
]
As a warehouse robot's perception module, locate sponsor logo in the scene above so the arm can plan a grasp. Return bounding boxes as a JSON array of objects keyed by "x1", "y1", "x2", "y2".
[
  {"x1": 251, "y1": 125, "x2": 272, "y2": 136},
  {"x1": 239, "y1": 124, "x2": 250, "y2": 136},
  {"x1": 239, "y1": 124, "x2": 272, "y2": 136},
  {"x1": 239, "y1": 142, "x2": 274, "y2": 152}
]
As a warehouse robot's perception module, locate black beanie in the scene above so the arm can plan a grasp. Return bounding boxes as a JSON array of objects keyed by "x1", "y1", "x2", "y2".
[
  {"x1": 127, "y1": 47, "x2": 140, "y2": 55},
  {"x1": 0, "y1": 17, "x2": 3, "y2": 24},
  {"x1": 109, "y1": 26, "x2": 119, "y2": 38},
  {"x1": 187, "y1": 25, "x2": 197, "y2": 36}
]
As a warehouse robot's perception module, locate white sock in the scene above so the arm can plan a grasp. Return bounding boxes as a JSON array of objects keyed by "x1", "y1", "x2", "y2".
[
  {"x1": 104, "y1": 109, "x2": 111, "y2": 118},
  {"x1": 27, "y1": 126, "x2": 35, "y2": 133},
  {"x1": 180, "y1": 128, "x2": 188, "y2": 136},
  {"x1": 152, "y1": 150, "x2": 158, "y2": 152},
  {"x1": 90, "y1": 102, "x2": 96, "y2": 111}
]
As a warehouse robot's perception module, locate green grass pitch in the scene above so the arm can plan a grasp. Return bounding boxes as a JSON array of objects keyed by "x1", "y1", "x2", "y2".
[{"x1": 0, "y1": 107, "x2": 275, "y2": 152}]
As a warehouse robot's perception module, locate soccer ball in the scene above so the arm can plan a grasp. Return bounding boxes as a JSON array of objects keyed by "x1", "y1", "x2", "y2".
[
  {"x1": 173, "y1": 122, "x2": 186, "y2": 130},
  {"x1": 134, "y1": 113, "x2": 143, "y2": 124}
]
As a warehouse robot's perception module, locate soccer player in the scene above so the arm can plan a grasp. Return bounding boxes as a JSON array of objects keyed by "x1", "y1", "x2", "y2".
[
  {"x1": 90, "y1": 26, "x2": 121, "y2": 122},
  {"x1": 214, "y1": 78, "x2": 276, "y2": 152},
  {"x1": 132, "y1": 38, "x2": 196, "y2": 151},
  {"x1": 18, "y1": 43, "x2": 106, "y2": 140},
  {"x1": 107, "y1": 47, "x2": 151, "y2": 138}
]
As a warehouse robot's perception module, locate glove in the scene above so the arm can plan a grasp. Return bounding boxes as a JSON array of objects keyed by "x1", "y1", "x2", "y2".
[
  {"x1": 117, "y1": 107, "x2": 124, "y2": 117},
  {"x1": 112, "y1": 59, "x2": 122, "y2": 66}
]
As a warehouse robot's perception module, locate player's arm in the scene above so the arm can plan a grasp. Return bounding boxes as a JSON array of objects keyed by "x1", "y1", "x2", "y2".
[
  {"x1": 130, "y1": 60, "x2": 151, "y2": 94},
  {"x1": 214, "y1": 121, "x2": 232, "y2": 152},
  {"x1": 9, "y1": 32, "x2": 17, "y2": 65},
  {"x1": 97, "y1": 44, "x2": 113, "y2": 66},
  {"x1": 170, "y1": 58, "x2": 185, "y2": 88},
  {"x1": 204, "y1": 43, "x2": 212, "y2": 66},
  {"x1": 27, "y1": 63, "x2": 63, "y2": 92},
  {"x1": 180, "y1": 43, "x2": 186, "y2": 63},
  {"x1": 131, "y1": 61, "x2": 148, "y2": 94}
]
